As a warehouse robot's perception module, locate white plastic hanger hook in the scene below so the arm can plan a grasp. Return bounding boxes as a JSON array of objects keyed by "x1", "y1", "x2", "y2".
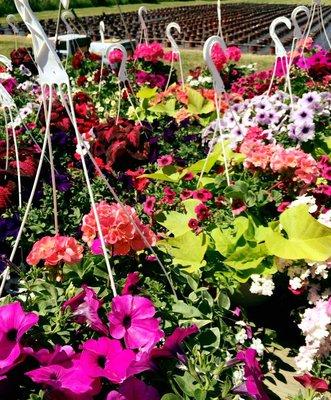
[
  {"x1": 0, "y1": 55, "x2": 12, "y2": 71},
  {"x1": 99, "y1": 21, "x2": 105, "y2": 43},
  {"x1": 291, "y1": 6, "x2": 310, "y2": 39},
  {"x1": 270, "y1": 16, "x2": 292, "y2": 57},
  {"x1": 138, "y1": 6, "x2": 148, "y2": 44},
  {"x1": 60, "y1": 0, "x2": 70, "y2": 10},
  {"x1": 203, "y1": 35, "x2": 226, "y2": 95},
  {"x1": 6, "y1": 14, "x2": 19, "y2": 35},
  {"x1": 61, "y1": 10, "x2": 75, "y2": 34},
  {"x1": 166, "y1": 22, "x2": 181, "y2": 54}
]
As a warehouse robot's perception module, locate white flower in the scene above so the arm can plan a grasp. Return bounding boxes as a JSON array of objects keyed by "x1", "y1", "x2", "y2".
[
  {"x1": 233, "y1": 368, "x2": 244, "y2": 386},
  {"x1": 289, "y1": 195, "x2": 317, "y2": 214},
  {"x1": 235, "y1": 328, "x2": 248, "y2": 344},
  {"x1": 289, "y1": 277, "x2": 303, "y2": 290},
  {"x1": 250, "y1": 275, "x2": 274, "y2": 296},
  {"x1": 267, "y1": 360, "x2": 276, "y2": 373},
  {"x1": 318, "y1": 210, "x2": 331, "y2": 228},
  {"x1": 251, "y1": 338, "x2": 265, "y2": 356},
  {"x1": 189, "y1": 79, "x2": 199, "y2": 87}
]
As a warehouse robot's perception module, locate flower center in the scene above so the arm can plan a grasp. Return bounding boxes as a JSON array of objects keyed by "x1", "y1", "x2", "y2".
[
  {"x1": 97, "y1": 355, "x2": 106, "y2": 369},
  {"x1": 6, "y1": 328, "x2": 18, "y2": 342},
  {"x1": 50, "y1": 373, "x2": 58, "y2": 380},
  {"x1": 123, "y1": 315, "x2": 132, "y2": 329}
]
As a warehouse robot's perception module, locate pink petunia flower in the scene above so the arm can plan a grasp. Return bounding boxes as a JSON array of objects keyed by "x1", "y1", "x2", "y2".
[
  {"x1": 26, "y1": 364, "x2": 100, "y2": 398},
  {"x1": 143, "y1": 196, "x2": 156, "y2": 216},
  {"x1": 152, "y1": 325, "x2": 198, "y2": 363},
  {"x1": 157, "y1": 155, "x2": 174, "y2": 167},
  {"x1": 79, "y1": 337, "x2": 135, "y2": 383},
  {"x1": 162, "y1": 186, "x2": 176, "y2": 205},
  {"x1": 107, "y1": 377, "x2": 159, "y2": 400},
  {"x1": 62, "y1": 286, "x2": 108, "y2": 335},
  {"x1": 122, "y1": 272, "x2": 141, "y2": 295},
  {"x1": 195, "y1": 203, "x2": 211, "y2": 221},
  {"x1": 0, "y1": 302, "x2": 38, "y2": 375},
  {"x1": 192, "y1": 189, "x2": 213, "y2": 202},
  {"x1": 108, "y1": 295, "x2": 164, "y2": 351},
  {"x1": 134, "y1": 42, "x2": 164, "y2": 63}
]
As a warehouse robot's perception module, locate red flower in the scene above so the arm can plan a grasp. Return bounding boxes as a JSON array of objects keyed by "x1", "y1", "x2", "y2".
[
  {"x1": 0, "y1": 182, "x2": 14, "y2": 209},
  {"x1": 192, "y1": 189, "x2": 213, "y2": 202},
  {"x1": 194, "y1": 203, "x2": 211, "y2": 221},
  {"x1": 77, "y1": 75, "x2": 87, "y2": 86},
  {"x1": 72, "y1": 51, "x2": 84, "y2": 69},
  {"x1": 188, "y1": 218, "x2": 199, "y2": 230},
  {"x1": 294, "y1": 373, "x2": 329, "y2": 393}
]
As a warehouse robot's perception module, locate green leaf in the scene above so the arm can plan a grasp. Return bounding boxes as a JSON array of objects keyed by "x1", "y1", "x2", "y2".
[
  {"x1": 174, "y1": 373, "x2": 199, "y2": 397},
  {"x1": 187, "y1": 88, "x2": 214, "y2": 115},
  {"x1": 136, "y1": 86, "x2": 157, "y2": 99},
  {"x1": 187, "y1": 143, "x2": 222, "y2": 174},
  {"x1": 173, "y1": 300, "x2": 202, "y2": 318},
  {"x1": 157, "y1": 231, "x2": 208, "y2": 273},
  {"x1": 149, "y1": 98, "x2": 177, "y2": 117},
  {"x1": 156, "y1": 199, "x2": 201, "y2": 236},
  {"x1": 259, "y1": 205, "x2": 331, "y2": 261},
  {"x1": 225, "y1": 243, "x2": 267, "y2": 270},
  {"x1": 161, "y1": 395, "x2": 182, "y2": 400}
]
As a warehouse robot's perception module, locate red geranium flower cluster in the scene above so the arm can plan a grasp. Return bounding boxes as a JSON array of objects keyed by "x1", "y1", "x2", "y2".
[{"x1": 231, "y1": 69, "x2": 274, "y2": 99}]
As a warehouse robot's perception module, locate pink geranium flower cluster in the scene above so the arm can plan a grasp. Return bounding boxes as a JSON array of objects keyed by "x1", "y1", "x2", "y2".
[
  {"x1": 240, "y1": 137, "x2": 319, "y2": 184},
  {"x1": 26, "y1": 235, "x2": 84, "y2": 266},
  {"x1": 134, "y1": 42, "x2": 164, "y2": 63},
  {"x1": 231, "y1": 69, "x2": 274, "y2": 99},
  {"x1": 0, "y1": 282, "x2": 197, "y2": 399},
  {"x1": 81, "y1": 201, "x2": 156, "y2": 256},
  {"x1": 211, "y1": 43, "x2": 242, "y2": 71}
]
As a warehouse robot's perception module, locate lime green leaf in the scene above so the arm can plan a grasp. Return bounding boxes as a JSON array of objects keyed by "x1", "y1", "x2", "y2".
[
  {"x1": 141, "y1": 166, "x2": 185, "y2": 182},
  {"x1": 260, "y1": 205, "x2": 331, "y2": 261},
  {"x1": 149, "y1": 98, "x2": 177, "y2": 117},
  {"x1": 156, "y1": 199, "x2": 201, "y2": 236},
  {"x1": 136, "y1": 86, "x2": 157, "y2": 99},
  {"x1": 157, "y1": 231, "x2": 208, "y2": 273},
  {"x1": 187, "y1": 88, "x2": 214, "y2": 115},
  {"x1": 188, "y1": 143, "x2": 222, "y2": 174},
  {"x1": 225, "y1": 243, "x2": 267, "y2": 270}
]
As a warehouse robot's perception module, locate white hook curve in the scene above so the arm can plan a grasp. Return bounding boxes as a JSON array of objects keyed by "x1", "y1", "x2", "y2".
[
  {"x1": 138, "y1": 6, "x2": 148, "y2": 44},
  {"x1": 270, "y1": 16, "x2": 292, "y2": 57},
  {"x1": 61, "y1": 10, "x2": 75, "y2": 34},
  {"x1": 291, "y1": 6, "x2": 310, "y2": 39},
  {"x1": 6, "y1": 14, "x2": 19, "y2": 35},
  {"x1": 203, "y1": 35, "x2": 226, "y2": 94},
  {"x1": 100, "y1": 21, "x2": 105, "y2": 43},
  {"x1": 0, "y1": 55, "x2": 12, "y2": 70},
  {"x1": 166, "y1": 22, "x2": 180, "y2": 54}
]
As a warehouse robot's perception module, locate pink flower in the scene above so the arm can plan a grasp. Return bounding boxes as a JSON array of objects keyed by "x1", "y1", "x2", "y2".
[
  {"x1": 26, "y1": 235, "x2": 84, "y2": 266},
  {"x1": 231, "y1": 348, "x2": 269, "y2": 400},
  {"x1": 162, "y1": 186, "x2": 176, "y2": 205},
  {"x1": 107, "y1": 377, "x2": 159, "y2": 400},
  {"x1": 188, "y1": 218, "x2": 199, "y2": 231},
  {"x1": 192, "y1": 189, "x2": 213, "y2": 202},
  {"x1": 180, "y1": 189, "x2": 194, "y2": 200},
  {"x1": 277, "y1": 201, "x2": 290, "y2": 213},
  {"x1": 26, "y1": 364, "x2": 100, "y2": 398},
  {"x1": 163, "y1": 51, "x2": 179, "y2": 62},
  {"x1": 232, "y1": 199, "x2": 247, "y2": 216},
  {"x1": 134, "y1": 42, "x2": 164, "y2": 63},
  {"x1": 108, "y1": 295, "x2": 164, "y2": 351},
  {"x1": 62, "y1": 286, "x2": 108, "y2": 335},
  {"x1": 211, "y1": 43, "x2": 227, "y2": 71},
  {"x1": 226, "y1": 46, "x2": 241, "y2": 62},
  {"x1": 152, "y1": 325, "x2": 198, "y2": 363},
  {"x1": 318, "y1": 155, "x2": 331, "y2": 181},
  {"x1": 0, "y1": 302, "x2": 38, "y2": 375},
  {"x1": 143, "y1": 196, "x2": 156, "y2": 216},
  {"x1": 79, "y1": 337, "x2": 135, "y2": 383},
  {"x1": 157, "y1": 155, "x2": 174, "y2": 167},
  {"x1": 195, "y1": 203, "x2": 211, "y2": 221},
  {"x1": 294, "y1": 373, "x2": 329, "y2": 393},
  {"x1": 108, "y1": 49, "x2": 123, "y2": 64},
  {"x1": 91, "y1": 238, "x2": 103, "y2": 255},
  {"x1": 183, "y1": 172, "x2": 195, "y2": 181},
  {"x1": 30, "y1": 345, "x2": 75, "y2": 368},
  {"x1": 81, "y1": 201, "x2": 156, "y2": 256},
  {"x1": 122, "y1": 272, "x2": 141, "y2": 295}
]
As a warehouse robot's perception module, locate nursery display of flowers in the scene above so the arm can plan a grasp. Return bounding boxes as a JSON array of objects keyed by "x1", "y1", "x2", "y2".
[{"x1": 0, "y1": 7, "x2": 330, "y2": 399}]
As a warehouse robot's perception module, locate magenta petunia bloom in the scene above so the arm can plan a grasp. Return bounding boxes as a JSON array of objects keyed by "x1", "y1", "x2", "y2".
[
  {"x1": 108, "y1": 295, "x2": 164, "y2": 351},
  {"x1": 152, "y1": 325, "x2": 198, "y2": 363},
  {"x1": 0, "y1": 302, "x2": 38, "y2": 375},
  {"x1": 28, "y1": 345, "x2": 76, "y2": 368},
  {"x1": 107, "y1": 377, "x2": 159, "y2": 400},
  {"x1": 26, "y1": 364, "x2": 99, "y2": 398},
  {"x1": 231, "y1": 348, "x2": 269, "y2": 400},
  {"x1": 79, "y1": 337, "x2": 135, "y2": 383},
  {"x1": 62, "y1": 285, "x2": 108, "y2": 335},
  {"x1": 122, "y1": 272, "x2": 141, "y2": 295}
]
